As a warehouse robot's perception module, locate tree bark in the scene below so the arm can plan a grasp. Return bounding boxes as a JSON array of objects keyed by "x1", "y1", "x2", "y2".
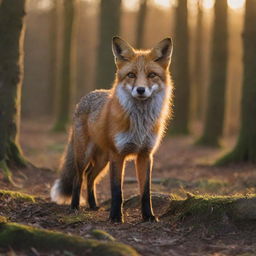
[
  {"x1": 48, "y1": 0, "x2": 58, "y2": 115},
  {"x1": 53, "y1": 0, "x2": 76, "y2": 131},
  {"x1": 197, "y1": 0, "x2": 228, "y2": 146},
  {"x1": 193, "y1": 0, "x2": 204, "y2": 121},
  {"x1": 136, "y1": 0, "x2": 147, "y2": 48},
  {"x1": 217, "y1": 0, "x2": 256, "y2": 164},
  {"x1": 0, "y1": 0, "x2": 27, "y2": 180},
  {"x1": 95, "y1": 0, "x2": 121, "y2": 89},
  {"x1": 170, "y1": 0, "x2": 191, "y2": 135}
]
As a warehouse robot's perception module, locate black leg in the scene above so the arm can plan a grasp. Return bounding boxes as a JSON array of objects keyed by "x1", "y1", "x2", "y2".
[
  {"x1": 71, "y1": 174, "x2": 82, "y2": 210},
  {"x1": 86, "y1": 155, "x2": 108, "y2": 210},
  {"x1": 85, "y1": 165, "x2": 98, "y2": 210},
  {"x1": 109, "y1": 158, "x2": 124, "y2": 223},
  {"x1": 141, "y1": 168, "x2": 157, "y2": 222},
  {"x1": 136, "y1": 153, "x2": 158, "y2": 222},
  {"x1": 87, "y1": 186, "x2": 98, "y2": 210}
]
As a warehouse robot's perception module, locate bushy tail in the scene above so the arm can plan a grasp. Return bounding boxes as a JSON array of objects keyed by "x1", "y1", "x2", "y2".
[{"x1": 50, "y1": 131, "x2": 76, "y2": 204}]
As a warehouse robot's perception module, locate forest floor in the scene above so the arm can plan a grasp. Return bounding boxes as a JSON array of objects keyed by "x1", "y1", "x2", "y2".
[{"x1": 1, "y1": 118, "x2": 256, "y2": 256}]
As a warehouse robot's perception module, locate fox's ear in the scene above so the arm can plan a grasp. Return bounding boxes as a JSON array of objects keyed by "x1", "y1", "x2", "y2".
[
  {"x1": 150, "y1": 38, "x2": 173, "y2": 68},
  {"x1": 112, "y1": 36, "x2": 135, "y2": 63}
]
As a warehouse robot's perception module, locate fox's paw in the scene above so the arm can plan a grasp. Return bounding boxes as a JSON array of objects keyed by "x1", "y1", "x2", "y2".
[
  {"x1": 70, "y1": 203, "x2": 80, "y2": 211},
  {"x1": 88, "y1": 206, "x2": 100, "y2": 211},
  {"x1": 109, "y1": 214, "x2": 124, "y2": 223},
  {"x1": 142, "y1": 215, "x2": 159, "y2": 223},
  {"x1": 67, "y1": 207, "x2": 80, "y2": 215}
]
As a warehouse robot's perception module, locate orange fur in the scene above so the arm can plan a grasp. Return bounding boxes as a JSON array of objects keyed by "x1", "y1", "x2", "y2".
[{"x1": 51, "y1": 37, "x2": 173, "y2": 222}]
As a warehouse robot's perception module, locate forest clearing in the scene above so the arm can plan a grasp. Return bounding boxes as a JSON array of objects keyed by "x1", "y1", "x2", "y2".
[
  {"x1": 0, "y1": 119, "x2": 256, "y2": 255},
  {"x1": 1, "y1": 0, "x2": 256, "y2": 255}
]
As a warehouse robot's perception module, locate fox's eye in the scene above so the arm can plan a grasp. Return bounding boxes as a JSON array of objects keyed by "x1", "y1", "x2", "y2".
[
  {"x1": 148, "y1": 72, "x2": 157, "y2": 78},
  {"x1": 127, "y1": 72, "x2": 136, "y2": 79}
]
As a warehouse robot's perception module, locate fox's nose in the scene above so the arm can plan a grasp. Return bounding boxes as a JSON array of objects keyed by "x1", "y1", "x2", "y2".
[{"x1": 136, "y1": 87, "x2": 145, "y2": 95}]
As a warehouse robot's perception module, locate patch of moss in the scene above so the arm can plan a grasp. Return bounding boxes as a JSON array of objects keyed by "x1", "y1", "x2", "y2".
[
  {"x1": 163, "y1": 194, "x2": 256, "y2": 224},
  {"x1": 236, "y1": 254, "x2": 256, "y2": 256},
  {"x1": 0, "y1": 216, "x2": 7, "y2": 223},
  {"x1": 59, "y1": 212, "x2": 93, "y2": 224},
  {"x1": 0, "y1": 189, "x2": 35, "y2": 202},
  {"x1": 0, "y1": 222, "x2": 140, "y2": 256},
  {"x1": 90, "y1": 229, "x2": 115, "y2": 241}
]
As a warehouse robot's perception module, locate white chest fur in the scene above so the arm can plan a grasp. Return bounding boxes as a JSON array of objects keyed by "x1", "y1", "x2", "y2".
[{"x1": 114, "y1": 85, "x2": 166, "y2": 154}]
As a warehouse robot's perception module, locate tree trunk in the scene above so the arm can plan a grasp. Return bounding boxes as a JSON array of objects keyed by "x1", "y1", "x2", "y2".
[
  {"x1": 95, "y1": 0, "x2": 121, "y2": 89},
  {"x1": 217, "y1": 0, "x2": 256, "y2": 164},
  {"x1": 0, "y1": 0, "x2": 27, "y2": 180},
  {"x1": 193, "y1": 0, "x2": 204, "y2": 121},
  {"x1": 197, "y1": 0, "x2": 228, "y2": 147},
  {"x1": 53, "y1": 0, "x2": 76, "y2": 131},
  {"x1": 48, "y1": 0, "x2": 58, "y2": 116},
  {"x1": 170, "y1": 0, "x2": 191, "y2": 135},
  {"x1": 136, "y1": 0, "x2": 147, "y2": 48}
]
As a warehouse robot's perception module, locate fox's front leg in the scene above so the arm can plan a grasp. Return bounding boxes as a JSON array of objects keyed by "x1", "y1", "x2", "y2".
[
  {"x1": 136, "y1": 152, "x2": 158, "y2": 222},
  {"x1": 109, "y1": 155, "x2": 125, "y2": 223}
]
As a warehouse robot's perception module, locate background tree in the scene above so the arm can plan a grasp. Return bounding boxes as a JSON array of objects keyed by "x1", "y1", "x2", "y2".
[
  {"x1": 48, "y1": 0, "x2": 58, "y2": 115},
  {"x1": 136, "y1": 0, "x2": 148, "y2": 48},
  {"x1": 217, "y1": 0, "x2": 256, "y2": 164},
  {"x1": 0, "y1": 0, "x2": 27, "y2": 181},
  {"x1": 53, "y1": 0, "x2": 76, "y2": 131},
  {"x1": 193, "y1": 0, "x2": 204, "y2": 121},
  {"x1": 95, "y1": 0, "x2": 121, "y2": 89},
  {"x1": 170, "y1": 0, "x2": 191, "y2": 135},
  {"x1": 197, "y1": 0, "x2": 228, "y2": 146}
]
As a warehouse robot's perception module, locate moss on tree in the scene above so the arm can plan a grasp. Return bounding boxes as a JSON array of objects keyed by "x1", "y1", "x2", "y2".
[
  {"x1": 0, "y1": 220, "x2": 140, "y2": 256},
  {"x1": 216, "y1": 0, "x2": 256, "y2": 164},
  {"x1": 0, "y1": 0, "x2": 28, "y2": 182}
]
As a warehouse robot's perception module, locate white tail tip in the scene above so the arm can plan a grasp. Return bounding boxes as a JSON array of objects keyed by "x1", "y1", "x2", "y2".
[
  {"x1": 50, "y1": 179, "x2": 85, "y2": 205},
  {"x1": 50, "y1": 179, "x2": 70, "y2": 204}
]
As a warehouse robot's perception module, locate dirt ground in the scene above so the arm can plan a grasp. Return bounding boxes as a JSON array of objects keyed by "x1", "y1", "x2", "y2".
[{"x1": 1, "y1": 117, "x2": 256, "y2": 256}]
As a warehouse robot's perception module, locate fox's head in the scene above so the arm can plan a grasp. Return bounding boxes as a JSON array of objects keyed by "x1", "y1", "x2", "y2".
[{"x1": 112, "y1": 37, "x2": 172, "y2": 101}]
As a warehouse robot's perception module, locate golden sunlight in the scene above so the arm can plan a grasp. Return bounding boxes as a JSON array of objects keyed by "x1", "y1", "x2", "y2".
[
  {"x1": 122, "y1": 0, "x2": 139, "y2": 11},
  {"x1": 228, "y1": 0, "x2": 245, "y2": 10},
  {"x1": 153, "y1": 0, "x2": 171, "y2": 8},
  {"x1": 202, "y1": 0, "x2": 215, "y2": 9}
]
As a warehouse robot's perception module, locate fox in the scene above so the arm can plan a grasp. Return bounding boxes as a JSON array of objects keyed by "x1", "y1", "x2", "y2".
[{"x1": 50, "y1": 36, "x2": 173, "y2": 223}]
